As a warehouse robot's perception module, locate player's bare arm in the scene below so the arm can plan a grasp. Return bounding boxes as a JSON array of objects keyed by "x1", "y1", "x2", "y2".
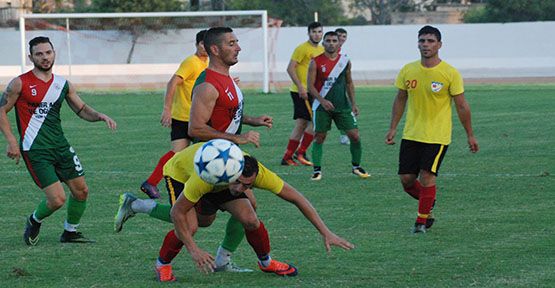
[
  {"x1": 308, "y1": 60, "x2": 334, "y2": 111},
  {"x1": 190, "y1": 83, "x2": 260, "y2": 147},
  {"x1": 287, "y1": 59, "x2": 307, "y2": 99},
  {"x1": 65, "y1": 82, "x2": 117, "y2": 130},
  {"x1": 345, "y1": 62, "x2": 358, "y2": 116},
  {"x1": 0, "y1": 77, "x2": 23, "y2": 164},
  {"x1": 276, "y1": 182, "x2": 355, "y2": 252},
  {"x1": 385, "y1": 89, "x2": 408, "y2": 145},
  {"x1": 453, "y1": 93, "x2": 479, "y2": 153},
  {"x1": 170, "y1": 194, "x2": 215, "y2": 273},
  {"x1": 242, "y1": 114, "x2": 273, "y2": 128},
  {"x1": 160, "y1": 74, "x2": 183, "y2": 127}
]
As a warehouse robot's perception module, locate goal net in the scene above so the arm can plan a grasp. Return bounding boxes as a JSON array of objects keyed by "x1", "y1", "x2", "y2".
[{"x1": 19, "y1": 11, "x2": 272, "y2": 92}]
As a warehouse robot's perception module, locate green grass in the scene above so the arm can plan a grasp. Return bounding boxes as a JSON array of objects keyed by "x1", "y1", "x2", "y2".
[{"x1": 0, "y1": 84, "x2": 554, "y2": 287}]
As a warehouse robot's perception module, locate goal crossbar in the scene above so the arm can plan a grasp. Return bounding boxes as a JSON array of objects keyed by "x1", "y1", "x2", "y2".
[{"x1": 19, "y1": 10, "x2": 270, "y2": 92}]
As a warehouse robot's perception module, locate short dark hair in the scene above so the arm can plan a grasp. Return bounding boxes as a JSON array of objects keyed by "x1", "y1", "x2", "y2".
[
  {"x1": 335, "y1": 28, "x2": 347, "y2": 34},
  {"x1": 307, "y1": 21, "x2": 323, "y2": 32},
  {"x1": 418, "y1": 25, "x2": 441, "y2": 42},
  {"x1": 241, "y1": 155, "x2": 259, "y2": 178},
  {"x1": 29, "y1": 36, "x2": 54, "y2": 53},
  {"x1": 203, "y1": 26, "x2": 233, "y2": 56},
  {"x1": 324, "y1": 31, "x2": 338, "y2": 40},
  {"x1": 196, "y1": 29, "x2": 208, "y2": 45}
]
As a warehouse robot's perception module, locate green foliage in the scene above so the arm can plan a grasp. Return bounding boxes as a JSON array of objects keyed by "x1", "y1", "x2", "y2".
[
  {"x1": 225, "y1": 0, "x2": 350, "y2": 26},
  {"x1": 88, "y1": 0, "x2": 184, "y2": 13},
  {"x1": 464, "y1": 0, "x2": 555, "y2": 23},
  {"x1": 1, "y1": 84, "x2": 554, "y2": 287}
]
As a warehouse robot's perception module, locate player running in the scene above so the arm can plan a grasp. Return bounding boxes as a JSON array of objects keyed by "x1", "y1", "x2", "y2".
[{"x1": 0, "y1": 36, "x2": 116, "y2": 245}]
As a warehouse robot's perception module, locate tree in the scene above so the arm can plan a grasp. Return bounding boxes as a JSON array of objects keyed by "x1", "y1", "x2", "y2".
[
  {"x1": 86, "y1": 0, "x2": 184, "y2": 63},
  {"x1": 350, "y1": 0, "x2": 418, "y2": 25},
  {"x1": 224, "y1": 0, "x2": 349, "y2": 26},
  {"x1": 464, "y1": 0, "x2": 555, "y2": 23}
]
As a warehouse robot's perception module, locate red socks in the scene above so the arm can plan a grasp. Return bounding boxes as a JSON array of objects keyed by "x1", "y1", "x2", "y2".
[
  {"x1": 158, "y1": 230, "x2": 183, "y2": 264},
  {"x1": 147, "y1": 150, "x2": 175, "y2": 185},
  {"x1": 416, "y1": 185, "x2": 436, "y2": 224},
  {"x1": 245, "y1": 221, "x2": 271, "y2": 258},
  {"x1": 297, "y1": 132, "x2": 314, "y2": 155},
  {"x1": 403, "y1": 180, "x2": 422, "y2": 200},
  {"x1": 283, "y1": 139, "x2": 300, "y2": 160}
]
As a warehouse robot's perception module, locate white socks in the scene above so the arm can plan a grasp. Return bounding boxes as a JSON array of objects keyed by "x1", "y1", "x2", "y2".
[
  {"x1": 215, "y1": 246, "x2": 232, "y2": 267},
  {"x1": 131, "y1": 199, "x2": 156, "y2": 214},
  {"x1": 64, "y1": 220, "x2": 79, "y2": 232}
]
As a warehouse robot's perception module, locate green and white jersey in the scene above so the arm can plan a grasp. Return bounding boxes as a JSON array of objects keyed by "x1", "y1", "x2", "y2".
[{"x1": 15, "y1": 71, "x2": 70, "y2": 151}]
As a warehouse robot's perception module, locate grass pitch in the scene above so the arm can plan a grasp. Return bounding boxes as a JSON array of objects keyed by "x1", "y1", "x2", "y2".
[{"x1": 0, "y1": 84, "x2": 553, "y2": 287}]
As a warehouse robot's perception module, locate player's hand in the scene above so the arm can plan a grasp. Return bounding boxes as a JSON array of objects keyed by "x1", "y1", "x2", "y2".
[
  {"x1": 322, "y1": 232, "x2": 355, "y2": 252},
  {"x1": 233, "y1": 76, "x2": 240, "y2": 84},
  {"x1": 254, "y1": 115, "x2": 273, "y2": 129},
  {"x1": 160, "y1": 109, "x2": 172, "y2": 128},
  {"x1": 321, "y1": 99, "x2": 335, "y2": 111},
  {"x1": 468, "y1": 136, "x2": 479, "y2": 153},
  {"x1": 6, "y1": 140, "x2": 20, "y2": 164},
  {"x1": 352, "y1": 105, "x2": 360, "y2": 116},
  {"x1": 385, "y1": 129, "x2": 396, "y2": 145},
  {"x1": 190, "y1": 248, "x2": 215, "y2": 274},
  {"x1": 99, "y1": 114, "x2": 117, "y2": 131},
  {"x1": 237, "y1": 131, "x2": 261, "y2": 147},
  {"x1": 299, "y1": 88, "x2": 308, "y2": 100}
]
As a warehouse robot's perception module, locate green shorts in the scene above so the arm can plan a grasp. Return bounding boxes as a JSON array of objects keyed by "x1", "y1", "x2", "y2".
[
  {"x1": 313, "y1": 108, "x2": 357, "y2": 133},
  {"x1": 22, "y1": 145, "x2": 85, "y2": 189}
]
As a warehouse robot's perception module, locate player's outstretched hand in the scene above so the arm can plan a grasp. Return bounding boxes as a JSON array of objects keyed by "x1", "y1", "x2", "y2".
[
  {"x1": 6, "y1": 140, "x2": 20, "y2": 164},
  {"x1": 190, "y1": 248, "x2": 215, "y2": 274},
  {"x1": 322, "y1": 232, "x2": 355, "y2": 253},
  {"x1": 160, "y1": 109, "x2": 172, "y2": 128},
  {"x1": 237, "y1": 131, "x2": 260, "y2": 147},
  {"x1": 385, "y1": 129, "x2": 396, "y2": 145},
  {"x1": 99, "y1": 114, "x2": 117, "y2": 131}
]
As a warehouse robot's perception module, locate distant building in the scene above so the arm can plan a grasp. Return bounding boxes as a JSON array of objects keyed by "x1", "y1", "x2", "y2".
[{"x1": 0, "y1": 0, "x2": 31, "y2": 26}]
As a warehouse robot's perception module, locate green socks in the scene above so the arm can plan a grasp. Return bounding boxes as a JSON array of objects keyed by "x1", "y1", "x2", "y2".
[
  {"x1": 221, "y1": 216, "x2": 245, "y2": 252},
  {"x1": 33, "y1": 199, "x2": 56, "y2": 221},
  {"x1": 66, "y1": 196, "x2": 87, "y2": 225},
  {"x1": 148, "y1": 203, "x2": 172, "y2": 223},
  {"x1": 350, "y1": 140, "x2": 362, "y2": 165},
  {"x1": 311, "y1": 141, "x2": 323, "y2": 167}
]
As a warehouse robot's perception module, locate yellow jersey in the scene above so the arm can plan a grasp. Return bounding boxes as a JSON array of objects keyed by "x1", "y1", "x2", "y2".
[
  {"x1": 171, "y1": 54, "x2": 208, "y2": 121},
  {"x1": 395, "y1": 60, "x2": 464, "y2": 145},
  {"x1": 163, "y1": 142, "x2": 285, "y2": 203},
  {"x1": 289, "y1": 41, "x2": 324, "y2": 92}
]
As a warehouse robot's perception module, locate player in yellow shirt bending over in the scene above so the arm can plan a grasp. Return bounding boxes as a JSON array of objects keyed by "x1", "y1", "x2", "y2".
[
  {"x1": 385, "y1": 25, "x2": 479, "y2": 234},
  {"x1": 116, "y1": 142, "x2": 354, "y2": 282}
]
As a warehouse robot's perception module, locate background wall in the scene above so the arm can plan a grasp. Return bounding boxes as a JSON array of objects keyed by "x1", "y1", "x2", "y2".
[{"x1": 1, "y1": 21, "x2": 554, "y2": 89}]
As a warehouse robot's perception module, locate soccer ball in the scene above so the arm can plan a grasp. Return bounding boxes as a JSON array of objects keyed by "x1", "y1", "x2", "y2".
[{"x1": 194, "y1": 139, "x2": 244, "y2": 185}]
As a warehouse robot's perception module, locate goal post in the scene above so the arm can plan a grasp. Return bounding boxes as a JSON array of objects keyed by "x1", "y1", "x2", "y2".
[{"x1": 19, "y1": 10, "x2": 270, "y2": 93}]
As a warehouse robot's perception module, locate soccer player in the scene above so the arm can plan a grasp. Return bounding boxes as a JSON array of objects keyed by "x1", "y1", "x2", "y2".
[
  {"x1": 118, "y1": 142, "x2": 355, "y2": 282},
  {"x1": 335, "y1": 28, "x2": 351, "y2": 145},
  {"x1": 281, "y1": 22, "x2": 324, "y2": 166},
  {"x1": 307, "y1": 31, "x2": 369, "y2": 181},
  {"x1": 385, "y1": 25, "x2": 479, "y2": 233},
  {"x1": 139, "y1": 30, "x2": 208, "y2": 199},
  {"x1": 0, "y1": 36, "x2": 117, "y2": 245}
]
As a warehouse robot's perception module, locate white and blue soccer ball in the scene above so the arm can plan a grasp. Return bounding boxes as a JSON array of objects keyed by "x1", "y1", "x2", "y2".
[{"x1": 194, "y1": 139, "x2": 244, "y2": 185}]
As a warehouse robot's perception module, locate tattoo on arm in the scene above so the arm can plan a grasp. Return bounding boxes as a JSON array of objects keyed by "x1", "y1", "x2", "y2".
[{"x1": 0, "y1": 93, "x2": 7, "y2": 107}]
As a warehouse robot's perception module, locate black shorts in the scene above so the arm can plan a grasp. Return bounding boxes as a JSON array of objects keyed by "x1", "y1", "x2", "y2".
[
  {"x1": 164, "y1": 176, "x2": 248, "y2": 215},
  {"x1": 290, "y1": 91, "x2": 313, "y2": 121},
  {"x1": 195, "y1": 189, "x2": 249, "y2": 216},
  {"x1": 170, "y1": 119, "x2": 193, "y2": 141},
  {"x1": 398, "y1": 139, "x2": 448, "y2": 176}
]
